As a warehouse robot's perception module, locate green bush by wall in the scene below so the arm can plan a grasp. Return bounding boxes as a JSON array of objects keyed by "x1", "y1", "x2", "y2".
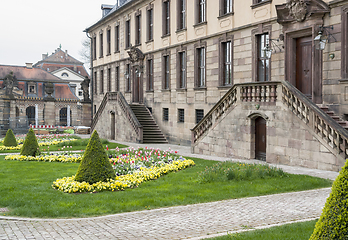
[
  {"x1": 3, "y1": 129, "x2": 18, "y2": 147},
  {"x1": 75, "y1": 130, "x2": 116, "y2": 184},
  {"x1": 20, "y1": 128, "x2": 41, "y2": 156},
  {"x1": 309, "y1": 160, "x2": 348, "y2": 239}
]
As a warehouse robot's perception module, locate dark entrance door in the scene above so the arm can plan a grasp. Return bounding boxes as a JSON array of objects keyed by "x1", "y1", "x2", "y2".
[
  {"x1": 26, "y1": 106, "x2": 35, "y2": 125},
  {"x1": 111, "y1": 112, "x2": 115, "y2": 140},
  {"x1": 255, "y1": 117, "x2": 266, "y2": 161},
  {"x1": 133, "y1": 66, "x2": 143, "y2": 103},
  {"x1": 60, "y1": 108, "x2": 68, "y2": 126},
  {"x1": 296, "y1": 36, "x2": 312, "y2": 99}
]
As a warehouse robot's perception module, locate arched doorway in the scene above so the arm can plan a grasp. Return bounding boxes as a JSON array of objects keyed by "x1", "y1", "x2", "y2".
[
  {"x1": 111, "y1": 111, "x2": 115, "y2": 140},
  {"x1": 26, "y1": 106, "x2": 35, "y2": 125},
  {"x1": 59, "y1": 108, "x2": 72, "y2": 126},
  {"x1": 255, "y1": 117, "x2": 266, "y2": 161}
]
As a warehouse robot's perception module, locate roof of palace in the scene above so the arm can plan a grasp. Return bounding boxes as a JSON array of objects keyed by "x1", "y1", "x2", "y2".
[
  {"x1": 0, "y1": 65, "x2": 79, "y2": 100},
  {"x1": 85, "y1": 0, "x2": 134, "y2": 31},
  {"x1": 0, "y1": 65, "x2": 62, "y2": 82},
  {"x1": 34, "y1": 48, "x2": 89, "y2": 77}
]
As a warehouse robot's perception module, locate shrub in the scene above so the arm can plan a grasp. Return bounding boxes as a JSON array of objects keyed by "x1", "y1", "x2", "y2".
[
  {"x1": 198, "y1": 161, "x2": 288, "y2": 183},
  {"x1": 20, "y1": 128, "x2": 41, "y2": 156},
  {"x1": 309, "y1": 161, "x2": 348, "y2": 240},
  {"x1": 74, "y1": 130, "x2": 116, "y2": 184},
  {"x1": 3, "y1": 129, "x2": 17, "y2": 147}
]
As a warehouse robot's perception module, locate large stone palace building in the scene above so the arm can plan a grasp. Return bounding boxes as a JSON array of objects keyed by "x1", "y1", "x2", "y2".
[{"x1": 87, "y1": 0, "x2": 348, "y2": 171}]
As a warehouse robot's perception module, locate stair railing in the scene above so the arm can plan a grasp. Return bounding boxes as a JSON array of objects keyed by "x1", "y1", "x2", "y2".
[
  {"x1": 91, "y1": 92, "x2": 112, "y2": 131},
  {"x1": 191, "y1": 81, "x2": 278, "y2": 144},
  {"x1": 192, "y1": 80, "x2": 348, "y2": 160},
  {"x1": 117, "y1": 93, "x2": 143, "y2": 142},
  {"x1": 281, "y1": 81, "x2": 348, "y2": 160},
  {"x1": 90, "y1": 92, "x2": 143, "y2": 142}
]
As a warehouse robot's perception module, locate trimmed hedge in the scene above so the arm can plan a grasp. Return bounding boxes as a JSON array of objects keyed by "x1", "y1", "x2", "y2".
[
  {"x1": 20, "y1": 128, "x2": 41, "y2": 156},
  {"x1": 74, "y1": 130, "x2": 116, "y2": 184},
  {"x1": 3, "y1": 129, "x2": 17, "y2": 147},
  {"x1": 309, "y1": 161, "x2": 348, "y2": 239}
]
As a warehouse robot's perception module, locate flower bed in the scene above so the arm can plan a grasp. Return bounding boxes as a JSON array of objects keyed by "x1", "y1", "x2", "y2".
[
  {"x1": 5, "y1": 153, "x2": 82, "y2": 163},
  {"x1": 52, "y1": 147, "x2": 195, "y2": 193},
  {"x1": 52, "y1": 159, "x2": 195, "y2": 193},
  {"x1": 0, "y1": 138, "x2": 77, "y2": 151}
]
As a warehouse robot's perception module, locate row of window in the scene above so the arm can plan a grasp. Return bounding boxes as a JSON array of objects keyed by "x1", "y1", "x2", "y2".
[
  {"x1": 93, "y1": 30, "x2": 272, "y2": 94},
  {"x1": 92, "y1": 0, "x2": 233, "y2": 59},
  {"x1": 93, "y1": 39, "x2": 233, "y2": 94},
  {"x1": 163, "y1": 108, "x2": 204, "y2": 124}
]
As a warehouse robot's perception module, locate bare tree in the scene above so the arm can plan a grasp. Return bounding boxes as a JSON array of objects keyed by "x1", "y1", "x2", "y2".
[{"x1": 79, "y1": 37, "x2": 91, "y2": 71}]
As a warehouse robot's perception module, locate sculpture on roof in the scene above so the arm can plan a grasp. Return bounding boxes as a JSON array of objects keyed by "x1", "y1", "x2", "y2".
[
  {"x1": 44, "y1": 82, "x2": 54, "y2": 101},
  {"x1": 3, "y1": 71, "x2": 18, "y2": 98},
  {"x1": 81, "y1": 76, "x2": 91, "y2": 102}
]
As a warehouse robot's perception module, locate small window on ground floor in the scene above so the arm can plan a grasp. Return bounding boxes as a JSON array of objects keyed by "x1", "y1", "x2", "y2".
[
  {"x1": 195, "y1": 109, "x2": 204, "y2": 124},
  {"x1": 178, "y1": 108, "x2": 184, "y2": 123},
  {"x1": 163, "y1": 108, "x2": 169, "y2": 121}
]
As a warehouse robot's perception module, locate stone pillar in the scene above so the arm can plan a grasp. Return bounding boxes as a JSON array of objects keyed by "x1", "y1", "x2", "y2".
[
  {"x1": 44, "y1": 101, "x2": 56, "y2": 126},
  {"x1": 67, "y1": 105, "x2": 71, "y2": 127},
  {"x1": 81, "y1": 102, "x2": 92, "y2": 127},
  {"x1": 35, "y1": 104, "x2": 38, "y2": 127}
]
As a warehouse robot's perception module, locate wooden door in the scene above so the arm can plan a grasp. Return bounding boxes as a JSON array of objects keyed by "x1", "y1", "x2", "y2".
[
  {"x1": 296, "y1": 36, "x2": 312, "y2": 99},
  {"x1": 132, "y1": 66, "x2": 143, "y2": 103},
  {"x1": 111, "y1": 112, "x2": 115, "y2": 140},
  {"x1": 255, "y1": 117, "x2": 266, "y2": 161}
]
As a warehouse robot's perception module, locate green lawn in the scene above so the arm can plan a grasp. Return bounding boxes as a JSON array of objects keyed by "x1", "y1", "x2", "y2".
[
  {"x1": 0, "y1": 137, "x2": 127, "y2": 153},
  {"x1": 209, "y1": 220, "x2": 317, "y2": 240},
  {"x1": 0, "y1": 156, "x2": 332, "y2": 218}
]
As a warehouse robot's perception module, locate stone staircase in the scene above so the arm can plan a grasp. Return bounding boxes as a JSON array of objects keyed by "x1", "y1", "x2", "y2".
[
  {"x1": 129, "y1": 104, "x2": 168, "y2": 143},
  {"x1": 317, "y1": 104, "x2": 348, "y2": 131}
]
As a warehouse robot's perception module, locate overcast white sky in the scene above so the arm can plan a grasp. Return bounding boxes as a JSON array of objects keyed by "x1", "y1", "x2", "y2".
[{"x1": 0, "y1": 1, "x2": 113, "y2": 69}]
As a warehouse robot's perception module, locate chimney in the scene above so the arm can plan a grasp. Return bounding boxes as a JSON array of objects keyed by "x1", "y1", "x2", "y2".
[
  {"x1": 26, "y1": 63, "x2": 33, "y2": 69},
  {"x1": 42, "y1": 54, "x2": 48, "y2": 60}
]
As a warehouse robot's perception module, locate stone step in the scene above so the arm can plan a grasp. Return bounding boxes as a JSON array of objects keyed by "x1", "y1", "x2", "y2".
[{"x1": 130, "y1": 104, "x2": 168, "y2": 144}]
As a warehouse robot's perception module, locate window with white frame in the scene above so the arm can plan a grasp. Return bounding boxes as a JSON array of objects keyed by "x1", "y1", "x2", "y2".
[
  {"x1": 177, "y1": 0, "x2": 186, "y2": 30},
  {"x1": 163, "y1": 0, "x2": 170, "y2": 36}
]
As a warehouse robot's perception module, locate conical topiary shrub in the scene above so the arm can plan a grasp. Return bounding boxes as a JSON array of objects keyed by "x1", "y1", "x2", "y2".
[
  {"x1": 309, "y1": 160, "x2": 348, "y2": 239},
  {"x1": 3, "y1": 129, "x2": 17, "y2": 147},
  {"x1": 20, "y1": 128, "x2": 41, "y2": 156},
  {"x1": 75, "y1": 130, "x2": 116, "y2": 184}
]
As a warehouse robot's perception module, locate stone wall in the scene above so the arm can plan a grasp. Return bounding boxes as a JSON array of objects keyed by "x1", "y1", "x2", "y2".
[
  {"x1": 93, "y1": 100, "x2": 139, "y2": 143},
  {"x1": 192, "y1": 100, "x2": 344, "y2": 172}
]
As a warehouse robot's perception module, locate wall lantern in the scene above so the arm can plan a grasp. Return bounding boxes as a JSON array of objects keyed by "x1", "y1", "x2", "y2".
[
  {"x1": 262, "y1": 37, "x2": 283, "y2": 60},
  {"x1": 135, "y1": 66, "x2": 144, "y2": 78},
  {"x1": 314, "y1": 31, "x2": 327, "y2": 50},
  {"x1": 314, "y1": 26, "x2": 336, "y2": 50},
  {"x1": 124, "y1": 71, "x2": 130, "y2": 80}
]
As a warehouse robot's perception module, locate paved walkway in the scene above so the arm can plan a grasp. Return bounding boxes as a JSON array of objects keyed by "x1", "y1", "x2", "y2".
[{"x1": 0, "y1": 136, "x2": 339, "y2": 240}]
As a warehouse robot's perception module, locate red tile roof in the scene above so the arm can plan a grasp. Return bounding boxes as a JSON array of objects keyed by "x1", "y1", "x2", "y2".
[
  {"x1": 34, "y1": 48, "x2": 89, "y2": 77},
  {"x1": 54, "y1": 84, "x2": 78, "y2": 100},
  {"x1": 0, "y1": 65, "x2": 61, "y2": 82}
]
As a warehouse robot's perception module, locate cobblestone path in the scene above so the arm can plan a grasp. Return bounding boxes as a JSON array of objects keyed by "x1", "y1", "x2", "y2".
[{"x1": 0, "y1": 188, "x2": 330, "y2": 240}]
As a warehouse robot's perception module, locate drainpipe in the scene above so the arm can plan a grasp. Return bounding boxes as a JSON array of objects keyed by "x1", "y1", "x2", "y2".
[{"x1": 84, "y1": 30, "x2": 93, "y2": 127}]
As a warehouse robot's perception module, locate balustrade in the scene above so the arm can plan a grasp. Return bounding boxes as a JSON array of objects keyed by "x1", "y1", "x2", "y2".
[{"x1": 192, "y1": 80, "x2": 348, "y2": 161}]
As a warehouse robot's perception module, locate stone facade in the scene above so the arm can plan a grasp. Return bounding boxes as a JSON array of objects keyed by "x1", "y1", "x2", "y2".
[
  {"x1": 192, "y1": 93, "x2": 343, "y2": 172},
  {"x1": 87, "y1": 0, "x2": 348, "y2": 171}
]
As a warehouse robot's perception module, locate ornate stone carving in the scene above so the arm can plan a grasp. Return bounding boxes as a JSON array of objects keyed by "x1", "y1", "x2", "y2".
[
  {"x1": 81, "y1": 76, "x2": 91, "y2": 102},
  {"x1": 286, "y1": 0, "x2": 307, "y2": 22},
  {"x1": 3, "y1": 71, "x2": 17, "y2": 98},
  {"x1": 127, "y1": 46, "x2": 145, "y2": 63},
  {"x1": 276, "y1": 0, "x2": 330, "y2": 24}
]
